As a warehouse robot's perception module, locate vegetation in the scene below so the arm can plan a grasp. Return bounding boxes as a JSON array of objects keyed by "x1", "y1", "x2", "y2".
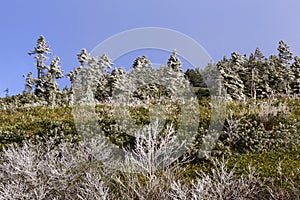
[{"x1": 0, "y1": 36, "x2": 300, "y2": 199}]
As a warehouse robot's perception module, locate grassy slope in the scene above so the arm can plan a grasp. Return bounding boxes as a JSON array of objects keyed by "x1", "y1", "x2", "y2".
[{"x1": 0, "y1": 98, "x2": 299, "y2": 193}]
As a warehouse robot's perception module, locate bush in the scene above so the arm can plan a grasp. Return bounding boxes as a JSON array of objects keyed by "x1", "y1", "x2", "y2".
[{"x1": 1, "y1": 122, "x2": 299, "y2": 199}]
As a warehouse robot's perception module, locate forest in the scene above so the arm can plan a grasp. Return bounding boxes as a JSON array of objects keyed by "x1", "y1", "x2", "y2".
[{"x1": 0, "y1": 36, "x2": 300, "y2": 199}]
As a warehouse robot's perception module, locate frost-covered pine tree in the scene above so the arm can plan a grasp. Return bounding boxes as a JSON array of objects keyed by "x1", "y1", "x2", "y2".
[
  {"x1": 24, "y1": 72, "x2": 35, "y2": 94},
  {"x1": 278, "y1": 40, "x2": 293, "y2": 67},
  {"x1": 48, "y1": 56, "x2": 64, "y2": 80},
  {"x1": 27, "y1": 36, "x2": 64, "y2": 106},
  {"x1": 244, "y1": 53, "x2": 256, "y2": 99},
  {"x1": 277, "y1": 40, "x2": 294, "y2": 96},
  {"x1": 132, "y1": 55, "x2": 151, "y2": 70},
  {"x1": 96, "y1": 53, "x2": 114, "y2": 100},
  {"x1": 167, "y1": 49, "x2": 182, "y2": 72},
  {"x1": 77, "y1": 48, "x2": 90, "y2": 67},
  {"x1": 28, "y1": 35, "x2": 51, "y2": 79},
  {"x1": 244, "y1": 48, "x2": 266, "y2": 99},
  {"x1": 255, "y1": 61, "x2": 272, "y2": 99},
  {"x1": 71, "y1": 50, "x2": 114, "y2": 104},
  {"x1": 201, "y1": 61, "x2": 224, "y2": 98},
  {"x1": 28, "y1": 35, "x2": 52, "y2": 95},
  {"x1": 217, "y1": 53, "x2": 245, "y2": 100},
  {"x1": 254, "y1": 47, "x2": 265, "y2": 62},
  {"x1": 45, "y1": 56, "x2": 64, "y2": 107},
  {"x1": 93, "y1": 53, "x2": 115, "y2": 102},
  {"x1": 99, "y1": 53, "x2": 113, "y2": 69},
  {"x1": 267, "y1": 55, "x2": 281, "y2": 96},
  {"x1": 291, "y1": 56, "x2": 300, "y2": 96},
  {"x1": 71, "y1": 49, "x2": 94, "y2": 105}
]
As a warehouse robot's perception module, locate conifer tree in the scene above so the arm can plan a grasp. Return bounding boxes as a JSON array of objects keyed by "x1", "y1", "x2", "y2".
[
  {"x1": 99, "y1": 53, "x2": 113, "y2": 70},
  {"x1": 77, "y1": 48, "x2": 89, "y2": 67},
  {"x1": 245, "y1": 48, "x2": 266, "y2": 99},
  {"x1": 167, "y1": 49, "x2": 182, "y2": 72},
  {"x1": 291, "y1": 56, "x2": 300, "y2": 95},
  {"x1": 217, "y1": 53, "x2": 245, "y2": 100},
  {"x1": 254, "y1": 47, "x2": 265, "y2": 62},
  {"x1": 28, "y1": 35, "x2": 51, "y2": 79},
  {"x1": 256, "y1": 62, "x2": 272, "y2": 98},
  {"x1": 132, "y1": 55, "x2": 151, "y2": 70},
  {"x1": 267, "y1": 55, "x2": 281, "y2": 95},
  {"x1": 94, "y1": 53, "x2": 114, "y2": 101},
  {"x1": 201, "y1": 62, "x2": 224, "y2": 98},
  {"x1": 28, "y1": 36, "x2": 52, "y2": 95},
  {"x1": 277, "y1": 40, "x2": 294, "y2": 96},
  {"x1": 185, "y1": 68, "x2": 205, "y2": 87},
  {"x1": 278, "y1": 40, "x2": 293, "y2": 67},
  {"x1": 27, "y1": 36, "x2": 64, "y2": 106},
  {"x1": 24, "y1": 72, "x2": 34, "y2": 94},
  {"x1": 244, "y1": 53, "x2": 257, "y2": 99},
  {"x1": 48, "y1": 56, "x2": 64, "y2": 80},
  {"x1": 46, "y1": 56, "x2": 64, "y2": 107},
  {"x1": 71, "y1": 50, "x2": 114, "y2": 103}
]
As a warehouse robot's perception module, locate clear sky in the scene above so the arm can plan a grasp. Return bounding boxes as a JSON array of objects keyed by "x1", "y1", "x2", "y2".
[{"x1": 1, "y1": 0, "x2": 300, "y2": 97}]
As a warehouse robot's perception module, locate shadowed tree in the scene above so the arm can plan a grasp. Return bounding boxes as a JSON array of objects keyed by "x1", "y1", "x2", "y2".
[
  {"x1": 185, "y1": 68, "x2": 205, "y2": 88},
  {"x1": 244, "y1": 48, "x2": 266, "y2": 99},
  {"x1": 291, "y1": 56, "x2": 300, "y2": 96}
]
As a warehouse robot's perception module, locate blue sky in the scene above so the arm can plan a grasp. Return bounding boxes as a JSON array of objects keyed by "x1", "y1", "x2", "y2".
[{"x1": 1, "y1": 0, "x2": 300, "y2": 97}]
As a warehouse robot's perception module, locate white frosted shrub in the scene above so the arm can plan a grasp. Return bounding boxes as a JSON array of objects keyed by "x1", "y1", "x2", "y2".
[
  {"x1": 0, "y1": 137, "x2": 111, "y2": 200},
  {"x1": 169, "y1": 159, "x2": 264, "y2": 200},
  {"x1": 113, "y1": 120, "x2": 187, "y2": 200}
]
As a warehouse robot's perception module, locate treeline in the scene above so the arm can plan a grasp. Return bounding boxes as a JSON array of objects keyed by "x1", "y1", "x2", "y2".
[
  {"x1": 17, "y1": 36, "x2": 300, "y2": 108},
  {"x1": 203, "y1": 40, "x2": 300, "y2": 100},
  {"x1": 21, "y1": 36, "x2": 185, "y2": 107}
]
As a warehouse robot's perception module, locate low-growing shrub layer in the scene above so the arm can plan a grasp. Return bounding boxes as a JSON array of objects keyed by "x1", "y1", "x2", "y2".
[
  {"x1": 1, "y1": 124, "x2": 299, "y2": 199},
  {"x1": 0, "y1": 97, "x2": 300, "y2": 199}
]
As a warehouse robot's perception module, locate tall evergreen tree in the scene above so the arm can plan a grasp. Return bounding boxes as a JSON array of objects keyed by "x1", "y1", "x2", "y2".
[
  {"x1": 27, "y1": 36, "x2": 64, "y2": 106},
  {"x1": 28, "y1": 35, "x2": 51, "y2": 79},
  {"x1": 67, "y1": 48, "x2": 88, "y2": 87},
  {"x1": 28, "y1": 36, "x2": 52, "y2": 95},
  {"x1": 94, "y1": 54, "x2": 114, "y2": 101},
  {"x1": 278, "y1": 40, "x2": 293, "y2": 67},
  {"x1": 291, "y1": 56, "x2": 300, "y2": 95},
  {"x1": 71, "y1": 50, "x2": 115, "y2": 103},
  {"x1": 256, "y1": 62, "x2": 272, "y2": 98},
  {"x1": 268, "y1": 54, "x2": 282, "y2": 96},
  {"x1": 217, "y1": 53, "x2": 246, "y2": 100},
  {"x1": 276, "y1": 40, "x2": 294, "y2": 96},
  {"x1": 244, "y1": 53, "x2": 257, "y2": 99},
  {"x1": 245, "y1": 48, "x2": 266, "y2": 99},
  {"x1": 45, "y1": 56, "x2": 64, "y2": 107}
]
